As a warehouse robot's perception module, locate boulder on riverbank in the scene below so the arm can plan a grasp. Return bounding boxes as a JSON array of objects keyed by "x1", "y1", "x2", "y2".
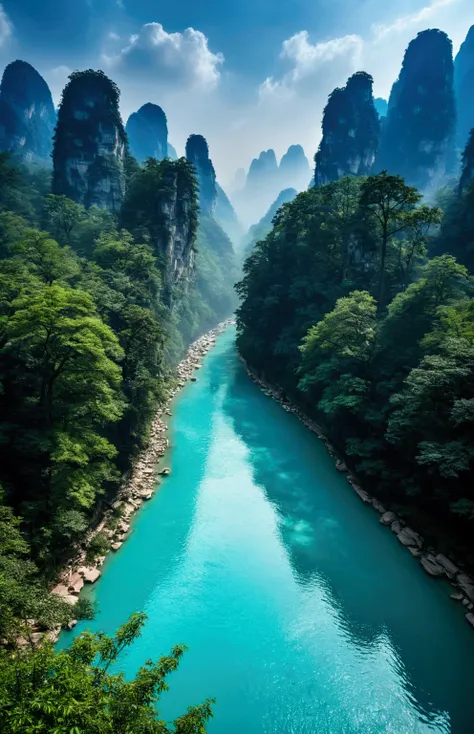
[
  {"x1": 457, "y1": 573, "x2": 474, "y2": 603},
  {"x1": 79, "y1": 567, "x2": 101, "y2": 584},
  {"x1": 380, "y1": 511, "x2": 397, "y2": 526},
  {"x1": 420, "y1": 554, "x2": 445, "y2": 577},
  {"x1": 436, "y1": 554, "x2": 460, "y2": 579},
  {"x1": 397, "y1": 526, "x2": 423, "y2": 549}
]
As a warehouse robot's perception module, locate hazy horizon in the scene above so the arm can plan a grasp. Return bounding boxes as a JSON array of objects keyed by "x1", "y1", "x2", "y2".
[{"x1": 1, "y1": 0, "x2": 474, "y2": 189}]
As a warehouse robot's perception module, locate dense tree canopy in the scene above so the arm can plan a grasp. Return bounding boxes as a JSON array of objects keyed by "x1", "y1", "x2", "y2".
[
  {"x1": 0, "y1": 144, "x2": 235, "y2": 730},
  {"x1": 237, "y1": 173, "x2": 474, "y2": 567}
]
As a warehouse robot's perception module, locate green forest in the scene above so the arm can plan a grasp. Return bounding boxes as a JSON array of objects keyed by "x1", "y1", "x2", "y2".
[
  {"x1": 0, "y1": 145, "x2": 234, "y2": 728},
  {"x1": 237, "y1": 170, "x2": 474, "y2": 570}
]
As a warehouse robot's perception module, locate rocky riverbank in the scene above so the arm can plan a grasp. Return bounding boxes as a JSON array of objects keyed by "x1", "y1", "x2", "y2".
[
  {"x1": 243, "y1": 361, "x2": 474, "y2": 632},
  {"x1": 46, "y1": 319, "x2": 233, "y2": 640}
]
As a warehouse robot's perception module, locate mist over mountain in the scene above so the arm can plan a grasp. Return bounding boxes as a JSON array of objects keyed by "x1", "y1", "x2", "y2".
[
  {"x1": 241, "y1": 187, "x2": 297, "y2": 255},
  {"x1": 232, "y1": 145, "x2": 310, "y2": 226}
]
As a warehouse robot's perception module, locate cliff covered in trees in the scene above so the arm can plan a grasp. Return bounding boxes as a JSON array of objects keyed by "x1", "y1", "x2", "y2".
[
  {"x1": 0, "y1": 60, "x2": 56, "y2": 164},
  {"x1": 237, "y1": 168, "x2": 474, "y2": 572},
  {"x1": 314, "y1": 72, "x2": 380, "y2": 187},
  {"x1": 120, "y1": 157, "x2": 198, "y2": 295},
  {"x1": 376, "y1": 30, "x2": 456, "y2": 191},
  {"x1": 125, "y1": 102, "x2": 168, "y2": 163},
  {"x1": 52, "y1": 70, "x2": 127, "y2": 212}
]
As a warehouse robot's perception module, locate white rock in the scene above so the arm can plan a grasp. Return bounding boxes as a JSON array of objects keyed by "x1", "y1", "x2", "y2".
[{"x1": 79, "y1": 567, "x2": 101, "y2": 584}]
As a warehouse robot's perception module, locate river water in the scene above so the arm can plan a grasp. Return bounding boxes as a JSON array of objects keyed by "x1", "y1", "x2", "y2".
[{"x1": 60, "y1": 327, "x2": 474, "y2": 733}]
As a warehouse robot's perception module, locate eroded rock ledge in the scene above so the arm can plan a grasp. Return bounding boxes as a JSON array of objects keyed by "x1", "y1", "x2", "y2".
[{"x1": 243, "y1": 361, "x2": 474, "y2": 632}]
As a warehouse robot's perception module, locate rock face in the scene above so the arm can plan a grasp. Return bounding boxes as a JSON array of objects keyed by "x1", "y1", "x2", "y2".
[
  {"x1": 185, "y1": 134, "x2": 217, "y2": 215},
  {"x1": 459, "y1": 129, "x2": 474, "y2": 193},
  {"x1": 314, "y1": 72, "x2": 381, "y2": 186},
  {"x1": 376, "y1": 30, "x2": 456, "y2": 191},
  {"x1": 279, "y1": 144, "x2": 311, "y2": 190},
  {"x1": 52, "y1": 70, "x2": 127, "y2": 212},
  {"x1": 454, "y1": 26, "x2": 474, "y2": 150},
  {"x1": 125, "y1": 103, "x2": 168, "y2": 163},
  {"x1": 120, "y1": 157, "x2": 197, "y2": 293},
  {"x1": 231, "y1": 167, "x2": 246, "y2": 192},
  {"x1": 0, "y1": 60, "x2": 56, "y2": 164}
]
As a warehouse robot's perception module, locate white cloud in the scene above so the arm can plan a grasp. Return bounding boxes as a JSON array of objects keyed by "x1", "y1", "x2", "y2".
[
  {"x1": 0, "y1": 4, "x2": 13, "y2": 46},
  {"x1": 372, "y1": 0, "x2": 458, "y2": 42},
  {"x1": 103, "y1": 22, "x2": 224, "y2": 91},
  {"x1": 108, "y1": 31, "x2": 120, "y2": 41},
  {"x1": 260, "y1": 31, "x2": 363, "y2": 97}
]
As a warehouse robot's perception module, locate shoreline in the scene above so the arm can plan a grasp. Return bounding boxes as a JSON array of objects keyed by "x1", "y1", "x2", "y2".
[
  {"x1": 241, "y1": 359, "x2": 474, "y2": 632},
  {"x1": 49, "y1": 319, "x2": 234, "y2": 635}
]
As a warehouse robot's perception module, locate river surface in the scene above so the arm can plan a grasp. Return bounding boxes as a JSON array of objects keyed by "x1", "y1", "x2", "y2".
[{"x1": 60, "y1": 327, "x2": 474, "y2": 733}]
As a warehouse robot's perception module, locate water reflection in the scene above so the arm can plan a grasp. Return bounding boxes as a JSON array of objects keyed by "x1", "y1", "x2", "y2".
[{"x1": 222, "y1": 339, "x2": 474, "y2": 733}]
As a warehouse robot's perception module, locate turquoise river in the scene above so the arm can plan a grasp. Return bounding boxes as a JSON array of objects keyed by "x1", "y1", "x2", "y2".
[{"x1": 60, "y1": 327, "x2": 474, "y2": 733}]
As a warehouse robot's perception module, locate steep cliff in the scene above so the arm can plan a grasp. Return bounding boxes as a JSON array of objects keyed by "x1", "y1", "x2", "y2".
[
  {"x1": 52, "y1": 70, "x2": 127, "y2": 212},
  {"x1": 377, "y1": 30, "x2": 456, "y2": 190},
  {"x1": 215, "y1": 182, "x2": 244, "y2": 245},
  {"x1": 460, "y1": 129, "x2": 474, "y2": 194},
  {"x1": 125, "y1": 103, "x2": 168, "y2": 163},
  {"x1": 0, "y1": 60, "x2": 56, "y2": 164},
  {"x1": 279, "y1": 144, "x2": 311, "y2": 190},
  {"x1": 454, "y1": 26, "x2": 474, "y2": 151},
  {"x1": 185, "y1": 134, "x2": 217, "y2": 215},
  {"x1": 120, "y1": 157, "x2": 197, "y2": 296},
  {"x1": 314, "y1": 72, "x2": 380, "y2": 187}
]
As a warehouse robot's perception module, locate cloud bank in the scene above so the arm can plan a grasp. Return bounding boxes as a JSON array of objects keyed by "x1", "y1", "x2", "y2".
[{"x1": 103, "y1": 23, "x2": 224, "y2": 90}]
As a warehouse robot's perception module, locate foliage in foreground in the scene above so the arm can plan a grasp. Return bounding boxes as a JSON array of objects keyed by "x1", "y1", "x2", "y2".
[{"x1": 0, "y1": 612, "x2": 214, "y2": 734}]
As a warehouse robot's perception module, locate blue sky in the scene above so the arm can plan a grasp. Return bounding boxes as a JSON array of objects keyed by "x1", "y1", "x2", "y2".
[{"x1": 1, "y1": 0, "x2": 474, "y2": 186}]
